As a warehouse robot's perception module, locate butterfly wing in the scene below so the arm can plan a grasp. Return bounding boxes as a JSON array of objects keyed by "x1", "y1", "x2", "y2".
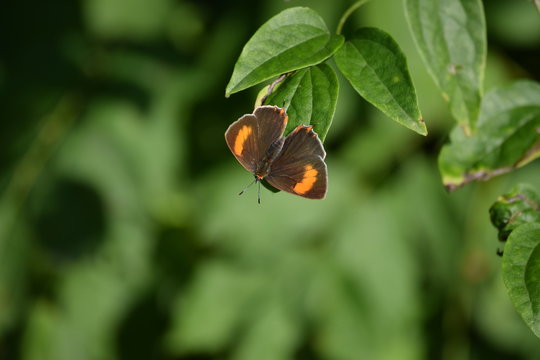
[
  {"x1": 225, "y1": 106, "x2": 288, "y2": 173},
  {"x1": 266, "y1": 125, "x2": 327, "y2": 199}
]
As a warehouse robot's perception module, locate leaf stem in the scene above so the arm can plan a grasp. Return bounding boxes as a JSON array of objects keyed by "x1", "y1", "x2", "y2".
[
  {"x1": 260, "y1": 72, "x2": 290, "y2": 105},
  {"x1": 336, "y1": 0, "x2": 370, "y2": 35}
]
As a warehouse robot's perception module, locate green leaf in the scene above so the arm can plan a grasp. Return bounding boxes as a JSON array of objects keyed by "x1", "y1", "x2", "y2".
[
  {"x1": 334, "y1": 27, "x2": 426, "y2": 136},
  {"x1": 225, "y1": 7, "x2": 344, "y2": 97},
  {"x1": 263, "y1": 63, "x2": 339, "y2": 141},
  {"x1": 502, "y1": 223, "x2": 540, "y2": 339},
  {"x1": 490, "y1": 184, "x2": 540, "y2": 242},
  {"x1": 405, "y1": 0, "x2": 486, "y2": 132},
  {"x1": 439, "y1": 80, "x2": 540, "y2": 191}
]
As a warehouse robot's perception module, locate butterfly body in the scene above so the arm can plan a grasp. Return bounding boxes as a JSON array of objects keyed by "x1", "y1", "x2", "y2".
[
  {"x1": 225, "y1": 106, "x2": 328, "y2": 200},
  {"x1": 254, "y1": 136, "x2": 285, "y2": 179}
]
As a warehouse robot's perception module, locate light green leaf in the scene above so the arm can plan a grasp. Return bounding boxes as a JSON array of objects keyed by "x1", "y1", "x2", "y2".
[
  {"x1": 502, "y1": 223, "x2": 540, "y2": 339},
  {"x1": 439, "y1": 80, "x2": 540, "y2": 191},
  {"x1": 405, "y1": 0, "x2": 486, "y2": 132},
  {"x1": 263, "y1": 63, "x2": 339, "y2": 141},
  {"x1": 334, "y1": 27, "x2": 426, "y2": 135},
  {"x1": 490, "y1": 184, "x2": 540, "y2": 242},
  {"x1": 225, "y1": 7, "x2": 344, "y2": 97}
]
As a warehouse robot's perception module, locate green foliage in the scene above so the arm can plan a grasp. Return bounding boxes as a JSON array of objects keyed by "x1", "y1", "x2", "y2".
[
  {"x1": 490, "y1": 184, "x2": 540, "y2": 338},
  {"x1": 502, "y1": 223, "x2": 540, "y2": 338},
  {"x1": 227, "y1": 3, "x2": 426, "y2": 138},
  {"x1": 403, "y1": 0, "x2": 540, "y2": 338},
  {"x1": 334, "y1": 27, "x2": 426, "y2": 135},
  {"x1": 226, "y1": 0, "x2": 540, "y2": 340},
  {"x1": 439, "y1": 80, "x2": 540, "y2": 191},
  {"x1": 225, "y1": 7, "x2": 344, "y2": 97},
  {"x1": 405, "y1": 0, "x2": 486, "y2": 133},
  {"x1": 262, "y1": 64, "x2": 338, "y2": 141},
  {"x1": 2, "y1": 0, "x2": 540, "y2": 358},
  {"x1": 490, "y1": 184, "x2": 540, "y2": 242}
]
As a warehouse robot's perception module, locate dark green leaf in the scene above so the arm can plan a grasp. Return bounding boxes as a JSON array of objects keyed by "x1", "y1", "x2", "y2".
[
  {"x1": 334, "y1": 27, "x2": 426, "y2": 135},
  {"x1": 490, "y1": 184, "x2": 540, "y2": 242},
  {"x1": 502, "y1": 223, "x2": 540, "y2": 339},
  {"x1": 439, "y1": 80, "x2": 540, "y2": 191},
  {"x1": 225, "y1": 7, "x2": 344, "y2": 97},
  {"x1": 405, "y1": 0, "x2": 486, "y2": 132},
  {"x1": 263, "y1": 63, "x2": 339, "y2": 141}
]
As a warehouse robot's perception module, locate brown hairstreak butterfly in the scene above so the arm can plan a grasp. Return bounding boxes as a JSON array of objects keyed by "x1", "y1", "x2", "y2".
[{"x1": 225, "y1": 106, "x2": 327, "y2": 203}]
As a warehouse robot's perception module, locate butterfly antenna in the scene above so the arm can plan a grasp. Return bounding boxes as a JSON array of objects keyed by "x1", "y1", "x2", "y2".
[{"x1": 238, "y1": 178, "x2": 257, "y2": 196}]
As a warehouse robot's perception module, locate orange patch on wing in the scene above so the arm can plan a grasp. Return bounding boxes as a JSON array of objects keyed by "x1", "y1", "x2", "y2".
[
  {"x1": 233, "y1": 125, "x2": 253, "y2": 155},
  {"x1": 293, "y1": 165, "x2": 318, "y2": 194}
]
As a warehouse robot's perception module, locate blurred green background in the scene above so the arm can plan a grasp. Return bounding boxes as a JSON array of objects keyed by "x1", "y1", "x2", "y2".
[{"x1": 1, "y1": 0, "x2": 540, "y2": 359}]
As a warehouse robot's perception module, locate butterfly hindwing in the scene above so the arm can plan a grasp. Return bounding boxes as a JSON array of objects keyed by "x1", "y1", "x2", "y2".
[
  {"x1": 266, "y1": 125, "x2": 327, "y2": 199},
  {"x1": 266, "y1": 155, "x2": 327, "y2": 199}
]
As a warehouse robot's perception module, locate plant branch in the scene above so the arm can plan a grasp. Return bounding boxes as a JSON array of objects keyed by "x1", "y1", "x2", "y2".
[{"x1": 336, "y1": 0, "x2": 370, "y2": 35}]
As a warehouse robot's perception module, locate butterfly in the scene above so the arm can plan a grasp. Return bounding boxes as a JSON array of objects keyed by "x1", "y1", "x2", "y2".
[{"x1": 225, "y1": 106, "x2": 327, "y2": 203}]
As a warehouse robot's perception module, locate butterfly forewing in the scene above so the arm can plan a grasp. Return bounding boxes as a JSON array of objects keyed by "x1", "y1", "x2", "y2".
[
  {"x1": 225, "y1": 114, "x2": 260, "y2": 172},
  {"x1": 225, "y1": 106, "x2": 288, "y2": 173},
  {"x1": 252, "y1": 106, "x2": 288, "y2": 152}
]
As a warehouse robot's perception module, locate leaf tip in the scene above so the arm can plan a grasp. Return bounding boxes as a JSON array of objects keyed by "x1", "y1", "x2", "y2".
[
  {"x1": 225, "y1": 86, "x2": 233, "y2": 98},
  {"x1": 417, "y1": 118, "x2": 428, "y2": 136}
]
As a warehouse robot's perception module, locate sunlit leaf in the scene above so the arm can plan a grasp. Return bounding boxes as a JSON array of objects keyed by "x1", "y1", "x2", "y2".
[
  {"x1": 334, "y1": 27, "x2": 426, "y2": 135},
  {"x1": 225, "y1": 7, "x2": 344, "y2": 96},
  {"x1": 263, "y1": 63, "x2": 338, "y2": 141},
  {"x1": 439, "y1": 80, "x2": 540, "y2": 191},
  {"x1": 502, "y1": 223, "x2": 540, "y2": 339},
  {"x1": 405, "y1": 0, "x2": 486, "y2": 132}
]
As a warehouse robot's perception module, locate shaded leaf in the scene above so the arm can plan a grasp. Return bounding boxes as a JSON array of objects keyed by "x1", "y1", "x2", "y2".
[
  {"x1": 263, "y1": 63, "x2": 339, "y2": 141},
  {"x1": 439, "y1": 80, "x2": 540, "y2": 191},
  {"x1": 225, "y1": 7, "x2": 344, "y2": 96},
  {"x1": 502, "y1": 223, "x2": 540, "y2": 339},
  {"x1": 334, "y1": 27, "x2": 426, "y2": 135},
  {"x1": 490, "y1": 184, "x2": 540, "y2": 242},
  {"x1": 405, "y1": 0, "x2": 486, "y2": 132}
]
